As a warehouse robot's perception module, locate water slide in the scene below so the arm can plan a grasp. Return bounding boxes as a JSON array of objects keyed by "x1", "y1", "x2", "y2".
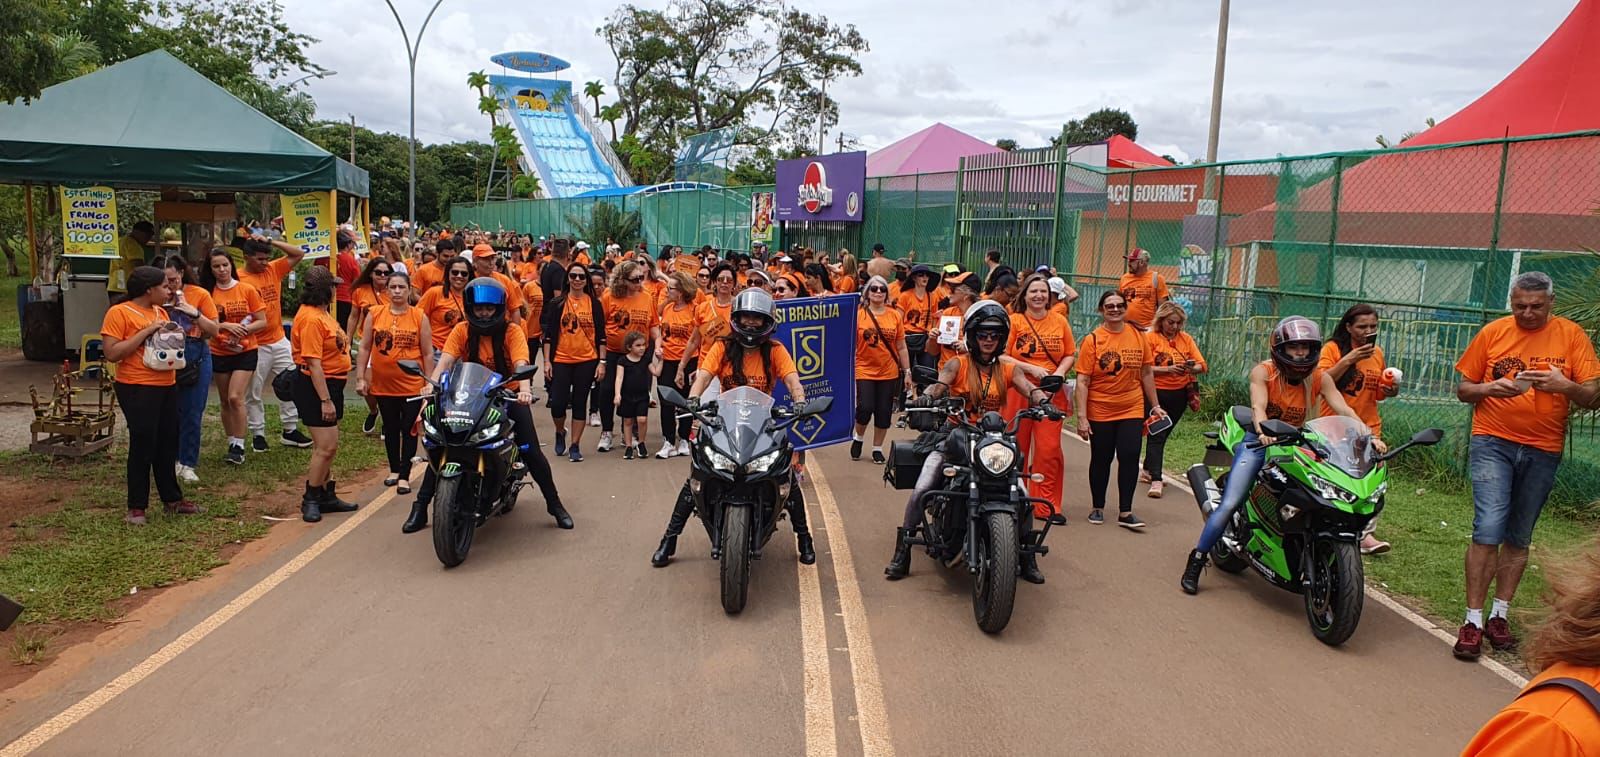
[{"x1": 488, "y1": 74, "x2": 631, "y2": 198}]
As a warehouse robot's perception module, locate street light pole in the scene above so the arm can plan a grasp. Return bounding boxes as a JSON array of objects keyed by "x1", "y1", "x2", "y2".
[
  {"x1": 1203, "y1": 0, "x2": 1231, "y2": 199},
  {"x1": 383, "y1": 0, "x2": 447, "y2": 227}
]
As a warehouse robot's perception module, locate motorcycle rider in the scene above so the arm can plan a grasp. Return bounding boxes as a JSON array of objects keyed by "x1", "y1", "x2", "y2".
[
  {"x1": 1179, "y1": 316, "x2": 1377, "y2": 595},
  {"x1": 650, "y1": 289, "x2": 814, "y2": 567},
  {"x1": 885, "y1": 300, "x2": 1054, "y2": 583},
  {"x1": 408, "y1": 277, "x2": 574, "y2": 532}
]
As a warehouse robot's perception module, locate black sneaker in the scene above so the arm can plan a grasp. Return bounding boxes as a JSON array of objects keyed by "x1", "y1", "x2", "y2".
[
  {"x1": 623, "y1": 446, "x2": 634, "y2": 460},
  {"x1": 225, "y1": 444, "x2": 245, "y2": 465},
  {"x1": 636, "y1": 443, "x2": 648, "y2": 459},
  {"x1": 1117, "y1": 512, "x2": 1147, "y2": 530},
  {"x1": 363, "y1": 412, "x2": 378, "y2": 435},
  {"x1": 850, "y1": 440, "x2": 863, "y2": 460},
  {"x1": 281, "y1": 428, "x2": 313, "y2": 448},
  {"x1": 1088, "y1": 509, "x2": 1105, "y2": 525},
  {"x1": 252, "y1": 435, "x2": 269, "y2": 453},
  {"x1": 871, "y1": 449, "x2": 886, "y2": 464}
]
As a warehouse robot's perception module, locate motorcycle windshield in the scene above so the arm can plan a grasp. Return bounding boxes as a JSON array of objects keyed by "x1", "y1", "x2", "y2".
[
  {"x1": 1304, "y1": 416, "x2": 1378, "y2": 478},
  {"x1": 438, "y1": 362, "x2": 502, "y2": 431},
  {"x1": 714, "y1": 386, "x2": 775, "y2": 458}
]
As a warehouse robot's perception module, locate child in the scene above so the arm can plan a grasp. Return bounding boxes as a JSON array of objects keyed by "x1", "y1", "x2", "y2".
[{"x1": 613, "y1": 330, "x2": 660, "y2": 459}]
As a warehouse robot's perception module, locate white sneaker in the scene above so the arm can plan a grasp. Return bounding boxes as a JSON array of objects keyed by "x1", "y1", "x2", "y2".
[
  {"x1": 676, "y1": 439, "x2": 691, "y2": 456},
  {"x1": 177, "y1": 464, "x2": 199, "y2": 483},
  {"x1": 657, "y1": 441, "x2": 675, "y2": 459},
  {"x1": 597, "y1": 432, "x2": 613, "y2": 452},
  {"x1": 587, "y1": 412, "x2": 601, "y2": 428}
]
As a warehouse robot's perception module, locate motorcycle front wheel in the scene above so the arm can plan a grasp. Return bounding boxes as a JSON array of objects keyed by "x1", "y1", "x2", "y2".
[
  {"x1": 432, "y1": 476, "x2": 475, "y2": 568},
  {"x1": 973, "y1": 512, "x2": 1018, "y2": 634},
  {"x1": 720, "y1": 506, "x2": 752, "y2": 614},
  {"x1": 1305, "y1": 539, "x2": 1363, "y2": 646}
]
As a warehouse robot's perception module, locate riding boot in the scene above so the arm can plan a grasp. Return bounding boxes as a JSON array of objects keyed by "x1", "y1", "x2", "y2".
[
  {"x1": 651, "y1": 536, "x2": 677, "y2": 568},
  {"x1": 885, "y1": 527, "x2": 912, "y2": 580},
  {"x1": 787, "y1": 490, "x2": 816, "y2": 565},
  {"x1": 1180, "y1": 549, "x2": 1208, "y2": 595},
  {"x1": 300, "y1": 482, "x2": 323, "y2": 523},
  {"x1": 401, "y1": 499, "x2": 428, "y2": 533},
  {"x1": 1020, "y1": 514, "x2": 1045, "y2": 584},
  {"x1": 547, "y1": 500, "x2": 574, "y2": 529},
  {"x1": 319, "y1": 481, "x2": 359, "y2": 514},
  {"x1": 652, "y1": 483, "x2": 696, "y2": 565}
]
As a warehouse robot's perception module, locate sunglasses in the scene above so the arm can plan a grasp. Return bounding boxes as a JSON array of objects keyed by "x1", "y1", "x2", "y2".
[
  {"x1": 569, "y1": 273, "x2": 587, "y2": 280},
  {"x1": 627, "y1": 276, "x2": 646, "y2": 283},
  {"x1": 866, "y1": 286, "x2": 887, "y2": 293},
  {"x1": 716, "y1": 276, "x2": 735, "y2": 283},
  {"x1": 374, "y1": 269, "x2": 391, "y2": 275},
  {"x1": 1102, "y1": 303, "x2": 1126, "y2": 310},
  {"x1": 975, "y1": 332, "x2": 1002, "y2": 341},
  {"x1": 449, "y1": 271, "x2": 471, "y2": 278}
]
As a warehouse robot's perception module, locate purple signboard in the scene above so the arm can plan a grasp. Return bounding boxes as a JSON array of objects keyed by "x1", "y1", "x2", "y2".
[{"x1": 775, "y1": 151, "x2": 867, "y2": 223}]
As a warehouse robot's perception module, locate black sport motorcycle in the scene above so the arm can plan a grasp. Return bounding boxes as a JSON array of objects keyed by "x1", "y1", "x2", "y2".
[
  {"x1": 657, "y1": 384, "x2": 833, "y2": 614},
  {"x1": 400, "y1": 359, "x2": 536, "y2": 568},
  {"x1": 885, "y1": 367, "x2": 1065, "y2": 633}
]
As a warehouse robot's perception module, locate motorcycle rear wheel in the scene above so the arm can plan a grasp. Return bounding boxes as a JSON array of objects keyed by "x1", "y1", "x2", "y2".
[
  {"x1": 720, "y1": 506, "x2": 752, "y2": 614},
  {"x1": 973, "y1": 512, "x2": 1018, "y2": 634},
  {"x1": 432, "y1": 476, "x2": 475, "y2": 568},
  {"x1": 1305, "y1": 539, "x2": 1364, "y2": 646}
]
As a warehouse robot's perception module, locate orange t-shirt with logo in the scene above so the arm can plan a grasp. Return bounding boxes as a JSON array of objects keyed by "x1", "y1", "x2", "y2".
[
  {"x1": 176, "y1": 285, "x2": 217, "y2": 341},
  {"x1": 601, "y1": 290, "x2": 660, "y2": 353},
  {"x1": 1009, "y1": 311, "x2": 1075, "y2": 373},
  {"x1": 1456, "y1": 315, "x2": 1600, "y2": 454},
  {"x1": 521, "y1": 280, "x2": 545, "y2": 341},
  {"x1": 553, "y1": 293, "x2": 600, "y2": 364},
  {"x1": 209, "y1": 281, "x2": 266, "y2": 356},
  {"x1": 1259, "y1": 360, "x2": 1327, "y2": 427},
  {"x1": 896, "y1": 289, "x2": 937, "y2": 335},
  {"x1": 1078, "y1": 325, "x2": 1152, "y2": 422},
  {"x1": 1149, "y1": 330, "x2": 1207, "y2": 392},
  {"x1": 237, "y1": 256, "x2": 295, "y2": 345},
  {"x1": 695, "y1": 298, "x2": 734, "y2": 360},
  {"x1": 856, "y1": 306, "x2": 904, "y2": 381},
  {"x1": 699, "y1": 340, "x2": 797, "y2": 395},
  {"x1": 366, "y1": 306, "x2": 429, "y2": 396},
  {"x1": 1319, "y1": 341, "x2": 1386, "y2": 435},
  {"x1": 101, "y1": 302, "x2": 175, "y2": 387},
  {"x1": 292, "y1": 306, "x2": 352, "y2": 380},
  {"x1": 417, "y1": 286, "x2": 465, "y2": 350},
  {"x1": 1462, "y1": 662, "x2": 1600, "y2": 756},
  {"x1": 660, "y1": 302, "x2": 698, "y2": 362},
  {"x1": 947, "y1": 356, "x2": 1014, "y2": 423},
  {"x1": 351, "y1": 284, "x2": 384, "y2": 327},
  {"x1": 443, "y1": 321, "x2": 531, "y2": 368},
  {"x1": 1118, "y1": 270, "x2": 1169, "y2": 329},
  {"x1": 412, "y1": 261, "x2": 447, "y2": 293}
]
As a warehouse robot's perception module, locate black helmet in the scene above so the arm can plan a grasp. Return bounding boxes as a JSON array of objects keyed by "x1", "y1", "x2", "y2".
[
  {"x1": 1270, "y1": 316, "x2": 1322, "y2": 382},
  {"x1": 730, "y1": 288, "x2": 777, "y2": 347},
  {"x1": 463, "y1": 276, "x2": 508, "y2": 330},
  {"x1": 963, "y1": 300, "x2": 1011, "y2": 365}
]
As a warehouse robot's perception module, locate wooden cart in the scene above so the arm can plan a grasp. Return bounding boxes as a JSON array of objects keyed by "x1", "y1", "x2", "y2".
[{"x1": 29, "y1": 361, "x2": 117, "y2": 458}]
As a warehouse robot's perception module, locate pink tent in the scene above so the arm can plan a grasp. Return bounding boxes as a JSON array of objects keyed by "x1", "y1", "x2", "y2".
[{"x1": 867, "y1": 123, "x2": 1001, "y2": 177}]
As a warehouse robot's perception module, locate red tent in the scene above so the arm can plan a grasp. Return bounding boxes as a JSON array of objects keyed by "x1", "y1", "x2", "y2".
[{"x1": 1105, "y1": 135, "x2": 1175, "y2": 169}]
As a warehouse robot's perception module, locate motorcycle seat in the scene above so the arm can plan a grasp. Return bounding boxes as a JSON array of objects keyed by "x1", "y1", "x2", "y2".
[{"x1": 1230, "y1": 405, "x2": 1254, "y2": 429}]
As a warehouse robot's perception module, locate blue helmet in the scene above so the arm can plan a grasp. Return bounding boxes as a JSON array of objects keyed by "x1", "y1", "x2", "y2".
[{"x1": 463, "y1": 277, "x2": 508, "y2": 329}]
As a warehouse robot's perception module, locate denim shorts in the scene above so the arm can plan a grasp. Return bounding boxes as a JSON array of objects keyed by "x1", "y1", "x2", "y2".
[{"x1": 1469, "y1": 434, "x2": 1561, "y2": 547}]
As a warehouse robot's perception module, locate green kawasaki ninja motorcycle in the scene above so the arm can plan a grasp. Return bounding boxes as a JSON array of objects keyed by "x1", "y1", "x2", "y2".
[{"x1": 1187, "y1": 407, "x2": 1443, "y2": 646}]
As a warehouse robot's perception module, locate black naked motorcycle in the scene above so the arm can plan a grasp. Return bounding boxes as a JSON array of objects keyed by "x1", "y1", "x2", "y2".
[
  {"x1": 657, "y1": 385, "x2": 833, "y2": 614},
  {"x1": 884, "y1": 366, "x2": 1065, "y2": 633},
  {"x1": 400, "y1": 359, "x2": 536, "y2": 568}
]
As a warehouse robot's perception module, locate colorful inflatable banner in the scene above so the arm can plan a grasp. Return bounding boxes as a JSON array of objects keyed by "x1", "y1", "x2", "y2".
[
  {"x1": 281, "y1": 190, "x2": 334, "y2": 260},
  {"x1": 59, "y1": 186, "x2": 119, "y2": 257},
  {"x1": 770, "y1": 293, "x2": 859, "y2": 451},
  {"x1": 750, "y1": 191, "x2": 775, "y2": 244}
]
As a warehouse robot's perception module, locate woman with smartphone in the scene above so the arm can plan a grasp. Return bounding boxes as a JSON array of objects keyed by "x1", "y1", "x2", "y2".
[
  {"x1": 1320, "y1": 303, "x2": 1397, "y2": 554},
  {"x1": 1141, "y1": 301, "x2": 1207, "y2": 498}
]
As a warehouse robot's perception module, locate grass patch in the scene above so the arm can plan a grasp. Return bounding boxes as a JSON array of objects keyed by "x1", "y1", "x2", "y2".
[
  {"x1": 0, "y1": 272, "x2": 24, "y2": 351},
  {"x1": 8, "y1": 628, "x2": 52, "y2": 666},
  {"x1": 0, "y1": 401, "x2": 387, "y2": 627}
]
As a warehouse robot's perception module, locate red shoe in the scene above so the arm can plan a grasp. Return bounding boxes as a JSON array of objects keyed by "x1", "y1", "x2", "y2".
[
  {"x1": 124, "y1": 509, "x2": 148, "y2": 526},
  {"x1": 1485, "y1": 617, "x2": 1518, "y2": 650},
  {"x1": 163, "y1": 500, "x2": 206, "y2": 516},
  {"x1": 1453, "y1": 623, "x2": 1483, "y2": 661}
]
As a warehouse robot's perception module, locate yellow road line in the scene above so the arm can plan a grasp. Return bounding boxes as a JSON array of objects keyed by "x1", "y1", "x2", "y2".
[
  {"x1": 807, "y1": 464, "x2": 895, "y2": 757},
  {"x1": 795, "y1": 503, "x2": 838, "y2": 757},
  {"x1": 0, "y1": 489, "x2": 397, "y2": 757}
]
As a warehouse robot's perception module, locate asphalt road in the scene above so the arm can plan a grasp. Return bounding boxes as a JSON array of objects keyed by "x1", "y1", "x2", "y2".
[{"x1": 0, "y1": 415, "x2": 1517, "y2": 756}]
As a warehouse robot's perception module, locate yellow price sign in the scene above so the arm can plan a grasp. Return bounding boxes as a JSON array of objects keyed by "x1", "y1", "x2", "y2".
[
  {"x1": 281, "y1": 190, "x2": 334, "y2": 260},
  {"x1": 60, "y1": 186, "x2": 120, "y2": 257}
]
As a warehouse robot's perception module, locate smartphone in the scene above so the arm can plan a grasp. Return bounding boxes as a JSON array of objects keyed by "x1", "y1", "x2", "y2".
[{"x1": 1145, "y1": 414, "x2": 1174, "y2": 437}]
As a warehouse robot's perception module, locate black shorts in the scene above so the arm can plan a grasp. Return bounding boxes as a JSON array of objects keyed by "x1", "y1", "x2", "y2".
[
  {"x1": 292, "y1": 371, "x2": 347, "y2": 428},
  {"x1": 212, "y1": 349, "x2": 259, "y2": 375},
  {"x1": 618, "y1": 397, "x2": 651, "y2": 419}
]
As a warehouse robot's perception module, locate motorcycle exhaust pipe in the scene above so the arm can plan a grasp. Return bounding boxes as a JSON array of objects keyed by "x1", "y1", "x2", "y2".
[{"x1": 1187, "y1": 464, "x2": 1220, "y2": 520}]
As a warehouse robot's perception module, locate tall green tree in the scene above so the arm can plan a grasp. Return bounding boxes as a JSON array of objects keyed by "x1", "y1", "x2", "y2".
[
  {"x1": 1050, "y1": 107, "x2": 1139, "y2": 147},
  {"x1": 994, "y1": 138, "x2": 1018, "y2": 151}
]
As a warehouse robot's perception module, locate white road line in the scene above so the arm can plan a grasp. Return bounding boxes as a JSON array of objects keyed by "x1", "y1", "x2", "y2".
[
  {"x1": 0, "y1": 489, "x2": 398, "y2": 757},
  {"x1": 1062, "y1": 430, "x2": 1529, "y2": 689},
  {"x1": 795, "y1": 499, "x2": 838, "y2": 757},
  {"x1": 807, "y1": 464, "x2": 896, "y2": 757}
]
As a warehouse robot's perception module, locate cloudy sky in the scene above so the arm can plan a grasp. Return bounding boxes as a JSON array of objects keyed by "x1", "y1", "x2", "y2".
[{"x1": 283, "y1": 0, "x2": 1574, "y2": 162}]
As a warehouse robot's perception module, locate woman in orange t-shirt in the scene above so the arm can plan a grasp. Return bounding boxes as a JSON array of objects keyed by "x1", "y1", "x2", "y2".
[
  {"x1": 1008, "y1": 274, "x2": 1077, "y2": 522},
  {"x1": 290, "y1": 267, "x2": 356, "y2": 523},
  {"x1": 158, "y1": 255, "x2": 220, "y2": 482},
  {"x1": 355, "y1": 270, "x2": 434, "y2": 498},
  {"x1": 417, "y1": 257, "x2": 470, "y2": 351},
  {"x1": 853, "y1": 276, "x2": 911, "y2": 463},
  {"x1": 521, "y1": 277, "x2": 545, "y2": 366},
  {"x1": 1319, "y1": 303, "x2": 1395, "y2": 554},
  {"x1": 833, "y1": 253, "x2": 859, "y2": 294},
  {"x1": 541, "y1": 261, "x2": 607, "y2": 461},
  {"x1": 1142, "y1": 301, "x2": 1207, "y2": 498},
  {"x1": 680, "y1": 262, "x2": 738, "y2": 378},
  {"x1": 347, "y1": 257, "x2": 395, "y2": 436},
  {"x1": 655, "y1": 272, "x2": 700, "y2": 458},
  {"x1": 101, "y1": 266, "x2": 201, "y2": 524},
  {"x1": 201, "y1": 249, "x2": 268, "y2": 463},
  {"x1": 597, "y1": 259, "x2": 662, "y2": 447},
  {"x1": 1074, "y1": 290, "x2": 1163, "y2": 529}
]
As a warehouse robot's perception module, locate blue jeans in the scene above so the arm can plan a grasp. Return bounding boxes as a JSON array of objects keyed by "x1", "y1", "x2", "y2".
[
  {"x1": 177, "y1": 340, "x2": 212, "y2": 468},
  {"x1": 1469, "y1": 435, "x2": 1560, "y2": 548},
  {"x1": 1196, "y1": 431, "x2": 1265, "y2": 552}
]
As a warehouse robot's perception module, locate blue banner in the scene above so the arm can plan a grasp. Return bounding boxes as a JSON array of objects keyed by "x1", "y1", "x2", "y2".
[{"x1": 771, "y1": 294, "x2": 858, "y2": 451}]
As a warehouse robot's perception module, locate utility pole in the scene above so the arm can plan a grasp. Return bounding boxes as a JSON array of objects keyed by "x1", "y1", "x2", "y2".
[
  {"x1": 348, "y1": 114, "x2": 357, "y2": 221},
  {"x1": 1203, "y1": 0, "x2": 1231, "y2": 199},
  {"x1": 383, "y1": 0, "x2": 447, "y2": 227}
]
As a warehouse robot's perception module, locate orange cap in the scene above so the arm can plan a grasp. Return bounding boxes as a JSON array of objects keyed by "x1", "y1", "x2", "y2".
[{"x1": 472, "y1": 243, "x2": 496, "y2": 258}]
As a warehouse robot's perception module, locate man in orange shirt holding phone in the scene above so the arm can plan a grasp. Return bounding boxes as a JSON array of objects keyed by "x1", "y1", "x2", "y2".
[{"x1": 1452, "y1": 272, "x2": 1600, "y2": 661}]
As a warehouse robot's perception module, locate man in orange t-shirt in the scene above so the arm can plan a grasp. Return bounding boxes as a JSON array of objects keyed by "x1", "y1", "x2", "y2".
[
  {"x1": 1451, "y1": 272, "x2": 1600, "y2": 661},
  {"x1": 1117, "y1": 248, "x2": 1169, "y2": 330},
  {"x1": 238, "y1": 236, "x2": 310, "y2": 450}
]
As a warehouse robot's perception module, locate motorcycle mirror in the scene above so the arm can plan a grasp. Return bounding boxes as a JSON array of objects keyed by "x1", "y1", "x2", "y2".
[
  {"x1": 510, "y1": 364, "x2": 538, "y2": 382},
  {"x1": 911, "y1": 365, "x2": 940, "y2": 384},
  {"x1": 1259, "y1": 419, "x2": 1298, "y2": 439},
  {"x1": 801, "y1": 396, "x2": 833, "y2": 416},
  {"x1": 397, "y1": 359, "x2": 423, "y2": 377},
  {"x1": 657, "y1": 386, "x2": 688, "y2": 408},
  {"x1": 1037, "y1": 375, "x2": 1065, "y2": 393},
  {"x1": 1411, "y1": 427, "x2": 1444, "y2": 446}
]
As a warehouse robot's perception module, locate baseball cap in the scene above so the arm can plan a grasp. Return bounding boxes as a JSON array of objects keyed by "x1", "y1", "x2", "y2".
[
  {"x1": 576, "y1": 241, "x2": 591, "y2": 251},
  {"x1": 472, "y1": 243, "x2": 496, "y2": 258},
  {"x1": 872, "y1": 243, "x2": 886, "y2": 253},
  {"x1": 1047, "y1": 277, "x2": 1068, "y2": 299},
  {"x1": 1125, "y1": 247, "x2": 1150, "y2": 261},
  {"x1": 944, "y1": 271, "x2": 978, "y2": 291},
  {"x1": 894, "y1": 258, "x2": 911, "y2": 268},
  {"x1": 942, "y1": 263, "x2": 964, "y2": 275}
]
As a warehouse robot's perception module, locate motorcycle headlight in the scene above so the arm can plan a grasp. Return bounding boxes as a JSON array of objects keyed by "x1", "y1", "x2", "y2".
[
  {"x1": 422, "y1": 420, "x2": 439, "y2": 436},
  {"x1": 1370, "y1": 481, "x2": 1387, "y2": 502},
  {"x1": 467, "y1": 421, "x2": 504, "y2": 444},
  {"x1": 1309, "y1": 474, "x2": 1358, "y2": 504},
  {"x1": 977, "y1": 442, "x2": 1015, "y2": 475},
  {"x1": 747, "y1": 449, "x2": 784, "y2": 473},
  {"x1": 705, "y1": 448, "x2": 738, "y2": 473}
]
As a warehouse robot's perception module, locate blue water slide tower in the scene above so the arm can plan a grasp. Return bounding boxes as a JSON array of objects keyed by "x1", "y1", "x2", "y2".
[{"x1": 485, "y1": 51, "x2": 632, "y2": 198}]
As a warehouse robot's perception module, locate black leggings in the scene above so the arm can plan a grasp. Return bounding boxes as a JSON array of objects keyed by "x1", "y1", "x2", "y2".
[
  {"x1": 1088, "y1": 418, "x2": 1143, "y2": 513},
  {"x1": 1142, "y1": 388, "x2": 1190, "y2": 477},
  {"x1": 594, "y1": 352, "x2": 626, "y2": 432},
  {"x1": 116, "y1": 382, "x2": 184, "y2": 510},
  {"x1": 374, "y1": 395, "x2": 423, "y2": 477},
  {"x1": 415, "y1": 403, "x2": 561, "y2": 510},
  {"x1": 549, "y1": 359, "x2": 598, "y2": 420},
  {"x1": 855, "y1": 378, "x2": 899, "y2": 429},
  {"x1": 660, "y1": 358, "x2": 695, "y2": 443}
]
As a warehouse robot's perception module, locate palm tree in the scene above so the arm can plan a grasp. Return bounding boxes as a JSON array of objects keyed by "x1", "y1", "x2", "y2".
[
  {"x1": 466, "y1": 70, "x2": 489, "y2": 94},
  {"x1": 598, "y1": 103, "x2": 623, "y2": 142},
  {"x1": 49, "y1": 33, "x2": 100, "y2": 83},
  {"x1": 1376, "y1": 117, "x2": 1437, "y2": 149},
  {"x1": 511, "y1": 174, "x2": 542, "y2": 199},
  {"x1": 584, "y1": 80, "x2": 605, "y2": 114}
]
